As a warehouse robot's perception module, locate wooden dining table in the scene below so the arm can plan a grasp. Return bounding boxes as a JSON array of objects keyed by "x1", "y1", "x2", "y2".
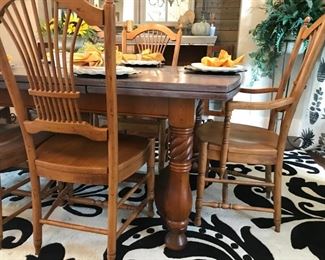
[{"x1": 0, "y1": 65, "x2": 242, "y2": 251}]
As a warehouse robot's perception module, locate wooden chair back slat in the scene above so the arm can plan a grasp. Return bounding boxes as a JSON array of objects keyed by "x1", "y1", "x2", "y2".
[
  {"x1": 122, "y1": 23, "x2": 182, "y2": 67},
  {"x1": 0, "y1": 0, "x2": 113, "y2": 141}
]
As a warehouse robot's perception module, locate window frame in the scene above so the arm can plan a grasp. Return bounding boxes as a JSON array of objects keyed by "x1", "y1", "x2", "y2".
[
  {"x1": 138, "y1": 0, "x2": 195, "y2": 26},
  {"x1": 88, "y1": 0, "x2": 195, "y2": 26},
  {"x1": 114, "y1": 0, "x2": 195, "y2": 26}
]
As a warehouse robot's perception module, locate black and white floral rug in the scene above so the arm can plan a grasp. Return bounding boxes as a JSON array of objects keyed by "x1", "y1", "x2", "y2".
[{"x1": 1, "y1": 150, "x2": 324, "y2": 260}]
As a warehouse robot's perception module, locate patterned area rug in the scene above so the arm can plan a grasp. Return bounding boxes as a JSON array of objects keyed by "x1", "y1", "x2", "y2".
[{"x1": 1, "y1": 150, "x2": 324, "y2": 260}]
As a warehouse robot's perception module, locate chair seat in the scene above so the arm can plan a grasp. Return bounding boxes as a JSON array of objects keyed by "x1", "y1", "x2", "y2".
[
  {"x1": 35, "y1": 134, "x2": 151, "y2": 185},
  {"x1": 197, "y1": 121, "x2": 279, "y2": 164}
]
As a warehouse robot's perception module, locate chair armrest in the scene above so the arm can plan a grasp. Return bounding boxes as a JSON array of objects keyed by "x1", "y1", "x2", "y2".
[
  {"x1": 227, "y1": 97, "x2": 294, "y2": 111},
  {"x1": 239, "y1": 87, "x2": 279, "y2": 94}
]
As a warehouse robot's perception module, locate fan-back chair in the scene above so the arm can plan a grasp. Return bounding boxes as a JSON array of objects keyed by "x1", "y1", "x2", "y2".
[
  {"x1": 194, "y1": 15, "x2": 325, "y2": 232},
  {"x1": 0, "y1": 1, "x2": 155, "y2": 259},
  {"x1": 120, "y1": 23, "x2": 182, "y2": 170},
  {"x1": 121, "y1": 23, "x2": 182, "y2": 67}
]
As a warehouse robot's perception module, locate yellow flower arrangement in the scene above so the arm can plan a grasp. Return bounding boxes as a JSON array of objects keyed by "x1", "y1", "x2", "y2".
[
  {"x1": 44, "y1": 13, "x2": 98, "y2": 43},
  {"x1": 66, "y1": 13, "x2": 91, "y2": 37}
]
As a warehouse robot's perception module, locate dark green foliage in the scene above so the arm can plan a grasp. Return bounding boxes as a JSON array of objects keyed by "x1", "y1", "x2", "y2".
[
  {"x1": 249, "y1": 0, "x2": 324, "y2": 82},
  {"x1": 300, "y1": 128, "x2": 315, "y2": 148}
]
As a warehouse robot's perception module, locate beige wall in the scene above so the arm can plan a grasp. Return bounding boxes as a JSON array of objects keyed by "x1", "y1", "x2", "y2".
[
  {"x1": 231, "y1": 0, "x2": 272, "y2": 127},
  {"x1": 0, "y1": 0, "x2": 35, "y2": 67},
  {"x1": 237, "y1": 0, "x2": 266, "y2": 59},
  {"x1": 0, "y1": 23, "x2": 22, "y2": 66}
]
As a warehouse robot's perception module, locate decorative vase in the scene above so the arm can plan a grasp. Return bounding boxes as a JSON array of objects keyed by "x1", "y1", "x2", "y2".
[{"x1": 58, "y1": 35, "x2": 85, "y2": 51}]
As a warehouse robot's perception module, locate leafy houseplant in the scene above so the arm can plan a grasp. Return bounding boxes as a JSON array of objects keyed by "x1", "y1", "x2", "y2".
[{"x1": 249, "y1": 0, "x2": 324, "y2": 81}]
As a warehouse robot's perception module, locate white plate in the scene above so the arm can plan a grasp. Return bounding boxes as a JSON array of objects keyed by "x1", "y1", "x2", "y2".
[
  {"x1": 190, "y1": 63, "x2": 246, "y2": 73},
  {"x1": 74, "y1": 65, "x2": 138, "y2": 76},
  {"x1": 121, "y1": 60, "x2": 161, "y2": 66}
]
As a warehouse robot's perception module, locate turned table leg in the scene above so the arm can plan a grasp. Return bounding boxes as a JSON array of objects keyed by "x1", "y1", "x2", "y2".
[{"x1": 155, "y1": 98, "x2": 195, "y2": 250}]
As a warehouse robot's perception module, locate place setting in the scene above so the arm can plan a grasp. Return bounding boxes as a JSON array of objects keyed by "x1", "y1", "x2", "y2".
[
  {"x1": 72, "y1": 45, "x2": 165, "y2": 78},
  {"x1": 73, "y1": 43, "x2": 139, "y2": 78},
  {"x1": 184, "y1": 49, "x2": 247, "y2": 75},
  {"x1": 118, "y1": 48, "x2": 165, "y2": 67},
  {"x1": 73, "y1": 65, "x2": 138, "y2": 77}
]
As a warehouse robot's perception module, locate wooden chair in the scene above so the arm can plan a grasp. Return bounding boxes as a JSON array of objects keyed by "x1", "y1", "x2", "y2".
[
  {"x1": 194, "y1": 15, "x2": 325, "y2": 232},
  {"x1": 121, "y1": 23, "x2": 182, "y2": 67},
  {"x1": 0, "y1": 1, "x2": 155, "y2": 260},
  {"x1": 120, "y1": 23, "x2": 182, "y2": 170}
]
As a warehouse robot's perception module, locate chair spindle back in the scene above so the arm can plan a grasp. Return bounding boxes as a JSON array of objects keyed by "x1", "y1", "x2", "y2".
[
  {"x1": 0, "y1": 0, "x2": 116, "y2": 142},
  {"x1": 122, "y1": 23, "x2": 182, "y2": 67}
]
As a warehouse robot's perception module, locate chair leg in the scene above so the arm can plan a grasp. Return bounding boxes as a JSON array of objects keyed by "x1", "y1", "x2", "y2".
[
  {"x1": 219, "y1": 160, "x2": 228, "y2": 204},
  {"x1": 31, "y1": 174, "x2": 42, "y2": 255},
  {"x1": 220, "y1": 109, "x2": 231, "y2": 204},
  {"x1": 147, "y1": 138, "x2": 155, "y2": 217},
  {"x1": 195, "y1": 142, "x2": 208, "y2": 226},
  {"x1": 273, "y1": 163, "x2": 282, "y2": 232},
  {"x1": 158, "y1": 119, "x2": 168, "y2": 171},
  {"x1": 221, "y1": 171, "x2": 228, "y2": 204},
  {"x1": 265, "y1": 165, "x2": 272, "y2": 198},
  {"x1": 108, "y1": 182, "x2": 117, "y2": 260}
]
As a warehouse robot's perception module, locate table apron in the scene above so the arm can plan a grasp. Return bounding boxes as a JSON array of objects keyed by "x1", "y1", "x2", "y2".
[{"x1": 0, "y1": 89, "x2": 170, "y2": 118}]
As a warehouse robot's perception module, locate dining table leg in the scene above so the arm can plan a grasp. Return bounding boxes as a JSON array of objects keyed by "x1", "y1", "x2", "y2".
[{"x1": 155, "y1": 98, "x2": 195, "y2": 251}]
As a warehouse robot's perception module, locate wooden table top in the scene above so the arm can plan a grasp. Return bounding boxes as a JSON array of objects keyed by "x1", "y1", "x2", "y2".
[{"x1": 0, "y1": 66, "x2": 243, "y2": 101}]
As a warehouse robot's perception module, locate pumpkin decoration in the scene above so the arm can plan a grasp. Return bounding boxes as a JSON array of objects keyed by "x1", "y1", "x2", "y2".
[{"x1": 191, "y1": 21, "x2": 210, "y2": 36}]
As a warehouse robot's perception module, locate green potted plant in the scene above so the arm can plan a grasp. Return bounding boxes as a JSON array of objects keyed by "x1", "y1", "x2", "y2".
[{"x1": 249, "y1": 0, "x2": 324, "y2": 81}]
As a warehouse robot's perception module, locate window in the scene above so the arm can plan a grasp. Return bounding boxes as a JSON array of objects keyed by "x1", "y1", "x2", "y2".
[
  {"x1": 92, "y1": 0, "x2": 195, "y2": 25},
  {"x1": 141, "y1": 0, "x2": 195, "y2": 23}
]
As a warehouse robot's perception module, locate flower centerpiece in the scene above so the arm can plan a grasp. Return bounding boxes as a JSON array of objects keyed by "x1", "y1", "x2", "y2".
[{"x1": 43, "y1": 13, "x2": 99, "y2": 50}]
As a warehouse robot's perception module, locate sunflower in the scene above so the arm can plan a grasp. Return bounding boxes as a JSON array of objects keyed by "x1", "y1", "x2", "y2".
[{"x1": 42, "y1": 13, "x2": 97, "y2": 43}]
